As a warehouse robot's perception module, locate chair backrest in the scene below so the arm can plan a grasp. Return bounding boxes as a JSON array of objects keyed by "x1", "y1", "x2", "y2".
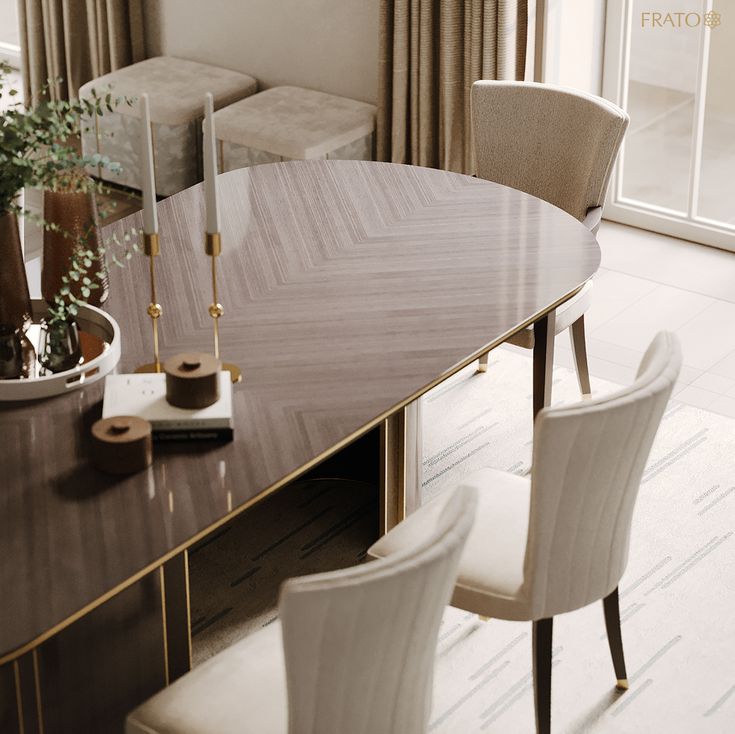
[
  {"x1": 278, "y1": 485, "x2": 477, "y2": 734},
  {"x1": 471, "y1": 80, "x2": 629, "y2": 221},
  {"x1": 524, "y1": 332, "x2": 681, "y2": 619}
]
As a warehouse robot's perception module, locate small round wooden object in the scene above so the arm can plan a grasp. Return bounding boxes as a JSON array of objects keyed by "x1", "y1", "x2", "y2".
[
  {"x1": 164, "y1": 352, "x2": 220, "y2": 409},
  {"x1": 90, "y1": 416, "x2": 152, "y2": 474}
]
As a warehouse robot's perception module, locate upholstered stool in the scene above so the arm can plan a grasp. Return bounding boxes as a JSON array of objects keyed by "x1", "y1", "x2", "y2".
[
  {"x1": 80, "y1": 56, "x2": 257, "y2": 195},
  {"x1": 213, "y1": 86, "x2": 376, "y2": 171}
]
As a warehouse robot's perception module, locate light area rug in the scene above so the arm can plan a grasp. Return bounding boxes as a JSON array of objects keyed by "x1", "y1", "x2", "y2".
[{"x1": 189, "y1": 346, "x2": 735, "y2": 733}]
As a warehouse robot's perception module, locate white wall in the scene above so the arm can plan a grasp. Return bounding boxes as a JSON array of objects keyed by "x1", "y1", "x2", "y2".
[
  {"x1": 147, "y1": 1, "x2": 628, "y2": 111},
  {"x1": 146, "y1": 0, "x2": 380, "y2": 105},
  {"x1": 543, "y1": 0, "x2": 607, "y2": 94}
]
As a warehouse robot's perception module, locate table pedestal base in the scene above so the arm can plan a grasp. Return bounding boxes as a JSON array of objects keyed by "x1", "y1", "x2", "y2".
[{"x1": 1, "y1": 553, "x2": 191, "y2": 734}]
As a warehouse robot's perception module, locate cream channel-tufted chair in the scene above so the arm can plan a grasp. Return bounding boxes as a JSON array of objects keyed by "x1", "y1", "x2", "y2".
[
  {"x1": 127, "y1": 485, "x2": 477, "y2": 734},
  {"x1": 471, "y1": 80, "x2": 629, "y2": 411},
  {"x1": 370, "y1": 332, "x2": 681, "y2": 733}
]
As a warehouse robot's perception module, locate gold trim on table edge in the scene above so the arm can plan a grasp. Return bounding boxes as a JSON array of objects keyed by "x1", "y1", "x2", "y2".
[{"x1": 0, "y1": 279, "x2": 593, "y2": 666}]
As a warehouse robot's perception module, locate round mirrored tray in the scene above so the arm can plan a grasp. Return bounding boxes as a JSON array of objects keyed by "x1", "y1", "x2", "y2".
[{"x1": 0, "y1": 299, "x2": 121, "y2": 401}]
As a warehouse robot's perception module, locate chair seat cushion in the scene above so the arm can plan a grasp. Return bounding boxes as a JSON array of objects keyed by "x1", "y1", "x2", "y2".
[
  {"x1": 506, "y1": 280, "x2": 593, "y2": 349},
  {"x1": 213, "y1": 86, "x2": 376, "y2": 159},
  {"x1": 79, "y1": 56, "x2": 258, "y2": 126},
  {"x1": 369, "y1": 468, "x2": 534, "y2": 621},
  {"x1": 126, "y1": 621, "x2": 287, "y2": 734}
]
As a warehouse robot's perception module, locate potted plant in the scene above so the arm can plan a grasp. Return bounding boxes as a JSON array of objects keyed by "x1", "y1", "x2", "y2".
[{"x1": 0, "y1": 60, "x2": 133, "y2": 376}]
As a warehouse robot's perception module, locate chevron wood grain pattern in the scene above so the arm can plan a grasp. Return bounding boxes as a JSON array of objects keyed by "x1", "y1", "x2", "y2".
[{"x1": 0, "y1": 160, "x2": 600, "y2": 661}]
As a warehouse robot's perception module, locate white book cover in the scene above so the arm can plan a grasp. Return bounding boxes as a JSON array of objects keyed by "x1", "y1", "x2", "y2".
[{"x1": 103, "y1": 372, "x2": 233, "y2": 430}]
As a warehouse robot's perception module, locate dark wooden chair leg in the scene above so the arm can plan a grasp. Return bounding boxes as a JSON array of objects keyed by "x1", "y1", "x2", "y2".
[
  {"x1": 603, "y1": 587, "x2": 629, "y2": 690},
  {"x1": 533, "y1": 617, "x2": 553, "y2": 734},
  {"x1": 533, "y1": 311, "x2": 556, "y2": 419},
  {"x1": 569, "y1": 315, "x2": 592, "y2": 396},
  {"x1": 478, "y1": 352, "x2": 489, "y2": 373}
]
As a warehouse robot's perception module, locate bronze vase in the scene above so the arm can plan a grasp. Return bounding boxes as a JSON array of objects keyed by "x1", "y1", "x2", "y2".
[
  {"x1": 42, "y1": 189, "x2": 109, "y2": 306},
  {"x1": 0, "y1": 211, "x2": 33, "y2": 332}
]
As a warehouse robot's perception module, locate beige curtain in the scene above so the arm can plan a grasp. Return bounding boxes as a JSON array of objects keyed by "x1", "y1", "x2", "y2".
[
  {"x1": 377, "y1": 0, "x2": 529, "y2": 174},
  {"x1": 18, "y1": 0, "x2": 146, "y2": 102}
]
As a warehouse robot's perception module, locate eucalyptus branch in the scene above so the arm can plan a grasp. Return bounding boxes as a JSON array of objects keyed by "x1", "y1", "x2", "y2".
[
  {"x1": 45, "y1": 222, "x2": 141, "y2": 327},
  {"x1": 2, "y1": 61, "x2": 141, "y2": 330},
  {"x1": 1, "y1": 62, "x2": 133, "y2": 215}
]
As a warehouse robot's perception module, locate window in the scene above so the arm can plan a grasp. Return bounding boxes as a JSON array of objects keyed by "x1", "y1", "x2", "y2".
[{"x1": 602, "y1": 0, "x2": 735, "y2": 251}]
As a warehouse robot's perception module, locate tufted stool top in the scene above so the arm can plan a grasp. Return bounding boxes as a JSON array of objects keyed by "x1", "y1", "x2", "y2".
[
  {"x1": 214, "y1": 85, "x2": 376, "y2": 160},
  {"x1": 79, "y1": 56, "x2": 257, "y2": 125}
]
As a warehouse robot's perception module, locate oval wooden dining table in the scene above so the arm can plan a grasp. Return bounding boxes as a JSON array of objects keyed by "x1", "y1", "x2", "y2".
[{"x1": 0, "y1": 160, "x2": 600, "y2": 732}]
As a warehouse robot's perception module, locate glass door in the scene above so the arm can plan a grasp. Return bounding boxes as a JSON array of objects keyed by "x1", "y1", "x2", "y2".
[{"x1": 602, "y1": 1, "x2": 735, "y2": 251}]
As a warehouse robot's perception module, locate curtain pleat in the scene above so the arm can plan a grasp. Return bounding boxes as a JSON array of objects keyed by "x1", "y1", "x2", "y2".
[
  {"x1": 18, "y1": 0, "x2": 146, "y2": 103},
  {"x1": 378, "y1": 0, "x2": 529, "y2": 174}
]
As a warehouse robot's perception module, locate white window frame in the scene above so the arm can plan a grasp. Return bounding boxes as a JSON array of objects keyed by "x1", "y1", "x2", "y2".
[{"x1": 602, "y1": 0, "x2": 735, "y2": 252}]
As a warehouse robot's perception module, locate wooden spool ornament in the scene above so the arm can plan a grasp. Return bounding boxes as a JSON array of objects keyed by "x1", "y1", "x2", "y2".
[
  {"x1": 90, "y1": 416, "x2": 152, "y2": 474},
  {"x1": 164, "y1": 352, "x2": 220, "y2": 409}
]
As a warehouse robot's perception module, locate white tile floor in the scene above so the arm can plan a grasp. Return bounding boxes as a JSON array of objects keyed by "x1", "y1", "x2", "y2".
[{"x1": 550, "y1": 220, "x2": 735, "y2": 418}]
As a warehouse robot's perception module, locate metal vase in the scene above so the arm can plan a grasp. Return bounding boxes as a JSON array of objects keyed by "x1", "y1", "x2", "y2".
[
  {"x1": 40, "y1": 319, "x2": 82, "y2": 373},
  {"x1": 0, "y1": 326, "x2": 36, "y2": 380},
  {"x1": 42, "y1": 189, "x2": 109, "y2": 307},
  {"x1": 0, "y1": 211, "x2": 33, "y2": 332}
]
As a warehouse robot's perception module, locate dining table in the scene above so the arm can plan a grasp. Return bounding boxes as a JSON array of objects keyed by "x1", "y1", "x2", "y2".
[{"x1": 0, "y1": 160, "x2": 600, "y2": 733}]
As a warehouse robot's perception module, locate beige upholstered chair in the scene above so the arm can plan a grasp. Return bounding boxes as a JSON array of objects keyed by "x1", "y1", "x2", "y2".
[
  {"x1": 471, "y1": 80, "x2": 629, "y2": 403},
  {"x1": 126, "y1": 485, "x2": 477, "y2": 734},
  {"x1": 371, "y1": 332, "x2": 681, "y2": 734}
]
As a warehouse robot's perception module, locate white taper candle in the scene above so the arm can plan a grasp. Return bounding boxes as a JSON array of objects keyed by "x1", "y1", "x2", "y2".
[
  {"x1": 203, "y1": 92, "x2": 221, "y2": 235},
  {"x1": 140, "y1": 93, "x2": 158, "y2": 235}
]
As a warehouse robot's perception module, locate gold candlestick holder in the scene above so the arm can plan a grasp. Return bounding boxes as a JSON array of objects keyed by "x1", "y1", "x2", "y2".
[
  {"x1": 135, "y1": 233, "x2": 163, "y2": 373},
  {"x1": 206, "y1": 232, "x2": 241, "y2": 383}
]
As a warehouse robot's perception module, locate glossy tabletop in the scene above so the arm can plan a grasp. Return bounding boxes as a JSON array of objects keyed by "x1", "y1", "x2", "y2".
[{"x1": 0, "y1": 161, "x2": 600, "y2": 660}]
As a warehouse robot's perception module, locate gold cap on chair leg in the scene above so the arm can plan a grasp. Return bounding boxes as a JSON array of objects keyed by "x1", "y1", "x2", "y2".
[{"x1": 616, "y1": 679, "x2": 629, "y2": 691}]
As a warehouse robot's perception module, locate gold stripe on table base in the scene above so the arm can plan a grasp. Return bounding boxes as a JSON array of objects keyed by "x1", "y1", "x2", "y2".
[
  {"x1": 380, "y1": 400, "x2": 422, "y2": 534},
  {"x1": 12, "y1": 652, "x2": 43, "y2": 734},
  {"x1": 32, "y1": 651, "x2": 43, "y2": 734},
  {"x1": 532, "y1": 310, "x2": 557, "y2": 419},
  {"x1": 380, "y1": 410, "x2": 405, "y2": 535},
  {"x1": 162, "y1": 552, "x2": 193, "y2": 683},
  {"x1": 13, "y1": 660, "x2": 23, "y2": 734}
]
